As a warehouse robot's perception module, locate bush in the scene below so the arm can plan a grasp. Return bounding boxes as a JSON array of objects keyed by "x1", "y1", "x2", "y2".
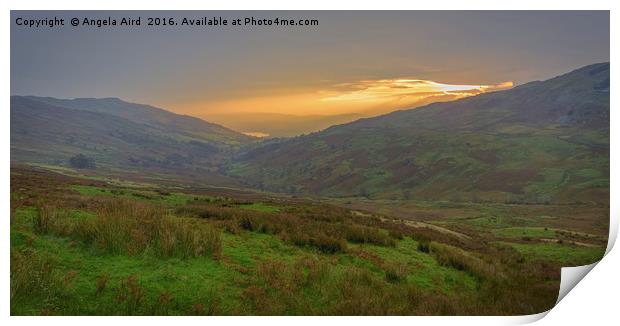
[
  {"x1": 345, "y1": 225, "x2": 395, "y2": 247},
  {"x1": 388, "y1": 229, "x2": 405, "y2": 240},
  {"x1": 383, "y1": 263, "x2": 408, "y2": 283},
  {"x1": 417, "y1": 241, "x2": 430, "y2": 253},
  {"x1": 239, "y1": 216, "x2": 255, "y2": 231},
  {"x1": 429, "y1": 242, "x2": 500, "y2": 281},
  {"x1": 68, "y1": 154, "x2": 96, "y2": 169},
  {"x1": 312, "y1": 235, "x2": 347, "y2": 254},
  {"x1": 288, "y1": 231, "x2": 347, "y2": 254},
  {"x1": 33, "y1": 206, "x2": 54, "y2": 234}
]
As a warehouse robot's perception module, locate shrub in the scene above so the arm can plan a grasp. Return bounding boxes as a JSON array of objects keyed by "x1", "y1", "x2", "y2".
[
  {"x1": 344, "y1": 225, "x2": 395, "y2": 247},
  {"x1": 239, "y1": 216, "x2": 255, "y2": 231},
  {"x1": 384, "y1": 263, "x2": 408, "y2": 283},
  {"x1": 177, "y1": 221, "x2": 222, "y2": 259},
  {"x1": 33, "y1": 205, "x2": 56, "y2": 234},
  {"x1": 285, "y1": 230, "x2": 348, "y2": 254},
  {"x1": 68, "y1": 154, "x2": 96, "y2": 169},
  {"x1": 430, "y1": 242, "x2": 468, "y2": 270},
  {"x1": 32, "y1": 206, "x2": 76, "y2": 236},
  {"x1": 417, "y1": 241, "x2": 430, "y2": 253},
  {"x1": 175, "y1": 204, "x2": 237, "y2": 220},
  {"x1": 312, "y1": 235, "x2": 347, "y2": 254},
  {"x1": 429, "y1": 242, "x2": 500, "y2": 281},
  {"x1": 388, "y1": 229, "x2": 405, "y2": 240}
]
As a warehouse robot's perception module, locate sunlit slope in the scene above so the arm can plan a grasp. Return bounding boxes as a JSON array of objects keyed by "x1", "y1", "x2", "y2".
[{"x1": 227, "y1": 63, "x2": 609, "y2": 204}]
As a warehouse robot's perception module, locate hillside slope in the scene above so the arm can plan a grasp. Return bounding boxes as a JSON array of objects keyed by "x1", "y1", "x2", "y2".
[
  {"x1": 10, "y1": 96, "x2": 253, "y2": 184},
  {"x1": 227, "y1": 63, "x2": 610, "y2": 204},
  {"x1": 20, "y1": 96, "x2": 252, "y2": 145}
]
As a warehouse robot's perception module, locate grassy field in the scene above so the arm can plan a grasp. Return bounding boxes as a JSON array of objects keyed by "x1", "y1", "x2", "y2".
[{"x1": 10, "y1": 165, "x2": 607, "y2": 315}]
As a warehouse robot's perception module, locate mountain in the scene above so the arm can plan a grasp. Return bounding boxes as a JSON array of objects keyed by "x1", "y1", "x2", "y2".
[
  {"x1": 20, "y1": 96, "x2": 251, "y2": 145},
  {"x1": 11, "y1": 96, "x2": 253, "y2": 183},
  {"x1": 226, "y1": 63, "x2": 610, "y2": 204}
]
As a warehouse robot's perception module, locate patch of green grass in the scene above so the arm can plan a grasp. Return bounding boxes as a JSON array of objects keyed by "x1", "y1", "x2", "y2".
[
  {"x1": 159, "y1": 192, "x2": 211, "y2": 206},
  {"x1": 70, "y1": 185, "x2": 114, "y2": 197},
  {"x1": 501, "y1": 241, "x2": 605, "y2": 266},
  {"x1": 12, "y1": 232, "x2": 241, "y2": 315},
  {"x1": 575, "y1": 168, "x2": 602, "y2": 178},
  {"x1": 463, "y1": 215, "x2": 531, "y2": 229},
  {"x1": 11, "y1": 192, "x2": 26, "y2": 201},
  {"x1": 349, "y1": 237, "x2": 477, "y2": 292},
  {"x1": 573, "y1": 179, "x2": 609, "y2": 189},
  {"x1": 12, "y1": 206, "x2": 37, "y2": 224},
  {"x1": 222, "y1": 231, "x2": 302, "y2": 267},
  {"x1": 70, "y1": 185, "x2": 211, "y2": 206},
  {"x1": 236, "y1": 202, "x2": 280, "y2": 213},
  {"x1": 493, "y1": 227, "x2": 557, "y2": 239}
]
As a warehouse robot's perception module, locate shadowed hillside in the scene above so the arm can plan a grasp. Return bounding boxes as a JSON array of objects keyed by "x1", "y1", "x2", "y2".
[
  {"x1": 10, "y1": 63, "x2": 610, "y2": 203},
  {"x1": 10, "y1": 96, "x2": 253, "y2": 183},
  {"x1": 227, "y1": 63, "x2": 610, "y2": 204},
  {"x1": 21, "y1": 96, "x2": 253, "y2": 145}
]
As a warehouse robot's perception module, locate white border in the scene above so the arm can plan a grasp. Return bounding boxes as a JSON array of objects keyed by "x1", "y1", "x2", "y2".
[{"x1": 2, "y1": 1, "x2": 617, "y2": 325}]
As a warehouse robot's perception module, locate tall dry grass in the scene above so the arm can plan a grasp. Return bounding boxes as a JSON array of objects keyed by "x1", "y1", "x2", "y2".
[
  {"x1": 34, "y1": 199, "x2": 222, "y2": 259},
  {"x1": 429, "y1": 242, "x2": 504, "y2": 281},
  {"x1": 10, "y1": 249, "x2": 59, "y2": 301}
]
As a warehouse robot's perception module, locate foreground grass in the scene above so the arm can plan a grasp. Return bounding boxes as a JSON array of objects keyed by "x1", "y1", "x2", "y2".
[
  {"x1": 10, "y1": 166, "x2": 607, "y2": 315},
  {"x1": 11, "y1": 204, "x2": 481, "y2": 315}
]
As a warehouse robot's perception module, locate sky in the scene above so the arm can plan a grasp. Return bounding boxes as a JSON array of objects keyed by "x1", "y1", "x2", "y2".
[{"x1": 11, "y1": 11, "x2": 610, "y2": 135}]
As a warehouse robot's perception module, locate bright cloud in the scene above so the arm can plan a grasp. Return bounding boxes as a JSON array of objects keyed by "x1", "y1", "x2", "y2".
[{"x1": 320, "y1": 79, "x2": 513, "y2": 104}]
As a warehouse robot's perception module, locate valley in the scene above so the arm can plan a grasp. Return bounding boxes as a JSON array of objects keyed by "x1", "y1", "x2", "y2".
[{"x1": 9, "y1": 62, "x2": 610, "y2": 316}]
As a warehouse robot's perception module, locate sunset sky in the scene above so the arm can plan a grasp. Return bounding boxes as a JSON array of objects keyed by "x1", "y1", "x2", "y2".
[{"x1": 11, "y1": 11, "x2": 609, "y2": 135}]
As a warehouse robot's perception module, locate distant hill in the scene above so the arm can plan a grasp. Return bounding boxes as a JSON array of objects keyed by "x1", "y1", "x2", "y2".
[
  {"x1": 20, "y1": 96, "x2": 252, "y2": 145},
  {"x1": 226, "y1": 63, "x2": 610, "y2": 204},
  {"x1": 11, "y1": 96, "x2": 253, "y2": 183}
]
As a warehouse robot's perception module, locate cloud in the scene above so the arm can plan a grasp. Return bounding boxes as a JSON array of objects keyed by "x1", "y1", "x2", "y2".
[{"x1": 320, "y1": 78, "x2": 513, "y2": 106}]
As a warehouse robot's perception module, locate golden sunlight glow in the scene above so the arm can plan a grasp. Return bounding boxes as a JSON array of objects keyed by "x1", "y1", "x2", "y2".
[
  {"x1": 242, "y1": 131, "x2": 270, "y2": 138},
  {"x1": 180, "y1": 78, "x2": 514, "y2": 119},
  {"x1": 320, "y1": 79, "x2": 513, "y2": 103}
]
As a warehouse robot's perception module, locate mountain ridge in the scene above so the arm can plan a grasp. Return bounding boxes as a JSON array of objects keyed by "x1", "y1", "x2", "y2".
[
  {"x1": 10, "y1": 63, "x2": 609, "y2": 203},
  {"x1": 225, "y1": 62, "x2": 610, "y2": 203},
  {"x1": 10, "y1": 96, "x2": 250, "y2": 186},
  {"x1": 15, "y1": 96, "x2": 254, "y2": 145}
]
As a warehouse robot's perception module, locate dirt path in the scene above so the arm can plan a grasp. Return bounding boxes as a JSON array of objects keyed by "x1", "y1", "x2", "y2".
[{"x1": 365, "y1": 213, "x2": 472, "y2": 241}]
